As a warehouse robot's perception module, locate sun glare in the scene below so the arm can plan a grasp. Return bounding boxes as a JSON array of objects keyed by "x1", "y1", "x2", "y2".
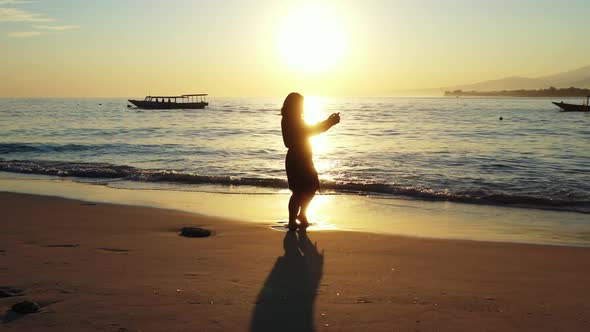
[
  {"x1": 304, "y1": 96, "x2": 330, "y2": 155},
  {"x1": 303, "y1": 96, "x2": 325, "y2": 124},
  {"x1": 277, "y1": 5, "x2": 347, "y2": 73}
]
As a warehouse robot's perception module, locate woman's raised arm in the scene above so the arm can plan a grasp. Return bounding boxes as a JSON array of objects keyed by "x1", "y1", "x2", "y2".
[{"x1": 306, "y1": 113, "x2": 340, "y2": 136}]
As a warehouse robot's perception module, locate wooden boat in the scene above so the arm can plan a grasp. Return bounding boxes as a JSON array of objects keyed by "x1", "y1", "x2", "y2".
[
  {"x1": 128, "y1": 94, "x2": 208, "y2": 109},
  {"x1": 552, "y1": 96, "x2": 589, "y2": 112}
]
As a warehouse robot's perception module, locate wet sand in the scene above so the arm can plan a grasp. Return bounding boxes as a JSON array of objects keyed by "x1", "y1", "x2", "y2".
[{"x1": 1, "y1": 192, "x2": 589, "y2": 331}]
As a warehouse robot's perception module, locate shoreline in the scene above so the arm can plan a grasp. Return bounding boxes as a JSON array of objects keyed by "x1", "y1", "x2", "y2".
[
  {"x1": 4, "y1": 190, "x2": 586, "y2": 250},
  {"x1": 1, "y1": 192, "x2": 589, "y2": 331},
  {"x1": 3, "y1": 190, "x2": 590, "y2": 250},
  {"x1": 1, "y1": 173, "x2": 590, "y2": 247},
  {"x1": 0, "y1": 162, "x2": 587, "y2": 216}
]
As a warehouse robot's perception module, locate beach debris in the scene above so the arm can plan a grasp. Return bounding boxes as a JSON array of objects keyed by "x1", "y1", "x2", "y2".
[
  {"x1": 11, "y1": 301, "x2": 40, "y2": 314},
  {"x1": 355, "y1": 297, "x2": 372, "y2": 304},
  {"x1": 96, "y1": 290, "x2": 113, "y2": 296},
  {"x1": 97, "y1": 247, "x2": 130, "y2": 253},
  {"x1": 180, "y1": 227, "x2": 212, "y2": 238},
  {"x1": 0, "y1": 287, "x2": 25, "y2": 298}
]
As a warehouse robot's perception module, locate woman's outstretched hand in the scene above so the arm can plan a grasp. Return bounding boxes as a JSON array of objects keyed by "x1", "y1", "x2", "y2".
[{"x1": 328, "y1": 112, "x2": 341, "y2": 126}]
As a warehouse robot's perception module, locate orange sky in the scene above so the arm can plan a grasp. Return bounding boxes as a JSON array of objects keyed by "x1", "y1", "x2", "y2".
[{"x1": 1, "y1": 0, "x2": 589, "y2": 97}]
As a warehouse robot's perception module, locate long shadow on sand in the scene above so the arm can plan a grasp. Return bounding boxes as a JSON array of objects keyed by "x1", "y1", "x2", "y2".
[{"x1": 250, "y1": 230, "x2": 324, "y2": 332}]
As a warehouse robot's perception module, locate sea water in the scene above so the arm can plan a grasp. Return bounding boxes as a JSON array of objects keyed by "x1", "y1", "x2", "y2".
[{"x1": 1, "y1": 97, "x2": 588, "y2": 213}]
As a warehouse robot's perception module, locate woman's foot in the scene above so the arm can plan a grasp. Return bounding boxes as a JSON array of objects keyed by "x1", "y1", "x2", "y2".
[
  {"x1": 287, "y1": 221, "x2": 298, "y2": 232},
  {"x1": 297, "y1": 215, "x2": 310, "y2": 228}
]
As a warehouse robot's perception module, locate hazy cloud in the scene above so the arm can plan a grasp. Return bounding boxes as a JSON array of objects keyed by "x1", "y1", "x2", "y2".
[
  {"x1": 0, "y1": 7, "x2": 52, "y2": 22},
  {"x1": 0, "y1": 0, "x2": 37, "y2": 4},
  {"x1": 7, "y1": 30, "x2": 43, "y2": 38},
  {"x1": 2, "y1": 2, "x2": 79, "y2": 38},
  {"x1": 34, "y1": 24, "x2": 79, "y2": 31}
]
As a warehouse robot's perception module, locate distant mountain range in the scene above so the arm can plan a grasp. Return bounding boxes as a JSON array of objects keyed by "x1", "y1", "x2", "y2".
[
  {"x1": 388, "y1": 65, "x2": 590, "y2": 96},
  {"x1": 445, "y1": 65, "x2": 590, "y2": 92}
]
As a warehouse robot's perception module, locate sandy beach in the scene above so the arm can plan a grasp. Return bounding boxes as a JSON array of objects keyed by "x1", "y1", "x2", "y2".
[
  {"x1": 3, "y1": 0, "x2": 590, "y2": 330},
  {"x1": 0, "y1": 192, "x2": 589, "y2": 331}
]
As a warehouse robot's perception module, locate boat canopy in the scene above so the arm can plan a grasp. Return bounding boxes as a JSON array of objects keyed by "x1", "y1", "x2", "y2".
[{"x1": 144, "y1": 94, "x2": 208, "y2": 102}]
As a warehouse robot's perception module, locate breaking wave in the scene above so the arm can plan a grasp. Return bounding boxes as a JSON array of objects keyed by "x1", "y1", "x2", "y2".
[{"x1": 1, "y1": 159, "x2": 588, "y2": 214}]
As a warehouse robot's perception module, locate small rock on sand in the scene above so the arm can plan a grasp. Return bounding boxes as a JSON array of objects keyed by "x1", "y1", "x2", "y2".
[
  {"x1": 180, "y1": 227, "x2": 212, "y2": 238},
  {"x1": 11, "y1": 301, "x2": 40, "y2": 314}
]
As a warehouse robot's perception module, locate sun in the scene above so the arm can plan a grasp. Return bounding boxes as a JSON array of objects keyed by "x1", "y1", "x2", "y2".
[{"x1": 277, "y1": 4, "x2": 347, "y2": 73}]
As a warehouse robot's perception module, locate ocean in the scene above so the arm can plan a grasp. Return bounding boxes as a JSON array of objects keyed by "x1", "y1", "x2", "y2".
[{"x1": 1, "y1": 97, "x2": 589, "y2": 214}]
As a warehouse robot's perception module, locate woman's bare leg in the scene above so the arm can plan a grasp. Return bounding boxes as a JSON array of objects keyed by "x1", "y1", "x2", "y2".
[
  {"x1": 288, "y1": 192, "x2": 302, "y2": 230},
  {"x1": 297, "y1": 191, "x2": 315, "y2": 227}
]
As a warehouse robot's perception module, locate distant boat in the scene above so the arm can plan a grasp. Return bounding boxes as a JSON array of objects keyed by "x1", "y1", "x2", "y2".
[
  {"x1": 552, "y1": 96, "x2": 589, "y2": 112},
  {"x1": 128, "y1": 94, "x2": 208, "y2": 109}
]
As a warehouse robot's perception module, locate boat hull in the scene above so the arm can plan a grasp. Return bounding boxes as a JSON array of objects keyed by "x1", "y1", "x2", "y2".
[
  {"x1": 128, "y1": 100, "x2": 208, "y2": 109},
  {"x1": 552, "y1": 102, "x2": 589, "y2": 112}
]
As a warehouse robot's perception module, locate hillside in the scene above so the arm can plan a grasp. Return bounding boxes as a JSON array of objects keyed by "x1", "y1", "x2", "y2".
[
  {"x1": 445, "y1": 65, "x2": 590, "y2": 92},
  {"x1": 444, "y1": 87, "x2": 590, "y2": 97}
]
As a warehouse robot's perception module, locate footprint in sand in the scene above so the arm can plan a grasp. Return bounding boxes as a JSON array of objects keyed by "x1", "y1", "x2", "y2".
[
  {"x1": 0, "y1": 286, "x2": 25, "y2": 298},
  {"x1": 97, "y1": 248, "x2": 131, "y2": 253},
  {"x1": 269, "y1": 220, "x2": 315, "y2": 231},
  {"x1": 269, "y1": 220, "x2": 290, "y2": 231}
]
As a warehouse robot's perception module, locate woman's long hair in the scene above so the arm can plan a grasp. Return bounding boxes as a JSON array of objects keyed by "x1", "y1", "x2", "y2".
[{"x1": 281, "y1": 92, "x2": 303, "y2": 118}]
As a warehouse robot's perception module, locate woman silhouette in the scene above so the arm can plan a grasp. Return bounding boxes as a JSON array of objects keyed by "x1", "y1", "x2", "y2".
[{"x1": 281, "y1": 92, "x2": 340, "y2": 231}]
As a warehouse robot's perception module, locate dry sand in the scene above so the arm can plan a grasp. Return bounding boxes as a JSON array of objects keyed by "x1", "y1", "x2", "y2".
[{"x1": 0, "y1": 192, "x2": 589, "y2": 331}]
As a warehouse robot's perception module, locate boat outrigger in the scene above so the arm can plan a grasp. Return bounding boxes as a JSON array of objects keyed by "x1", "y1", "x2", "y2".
[
  {"x1": 128, "y1": 94, "x2": 208, "y2": 109},
  {"x1": 552, "y1": 96, "x2": 589, "y2": 112}
]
